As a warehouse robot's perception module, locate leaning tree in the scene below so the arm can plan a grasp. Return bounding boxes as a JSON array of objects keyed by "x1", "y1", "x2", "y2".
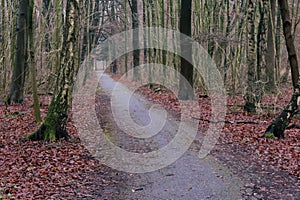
[
  {"x1": 265, "y1": 0, "x2": 300, "y2": 138},
  {"x1": 28, "y1": 0, "x2": 81, "y2": 140}
]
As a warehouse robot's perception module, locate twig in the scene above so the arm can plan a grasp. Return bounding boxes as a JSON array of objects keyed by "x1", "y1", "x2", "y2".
[
  {"x1": 227, "y1": 104, "x2": 282, "y2": 111},
  {"x1": 192, "y1": 116, "x2": 260, "y2": 124},
  {"x1": 286, "y1": 123, "x2": 300, "y2": 130}
]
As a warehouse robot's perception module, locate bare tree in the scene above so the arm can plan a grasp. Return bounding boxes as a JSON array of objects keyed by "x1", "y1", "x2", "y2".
[
  {"x1": 28, "y1": 0, "x2": 41, "y2": 123},
  {"x1": 8, "y1": 0, "x2": 28, "y2": 104},
  {"x1": 265, "y1": 0, "x2": 276, "y2": 92},
  {"x1": 265, "y1": 0, "x2": 300, "y2": 138},
  {"x1": 178, "y1": 0, "x2": 194, "y2": 100},
  {"x1": 244, "y1": 0, "x2": 261, "y2": 113},
  {"x1": 29, "y1": 0, "x2": 81, "y2": 141},
  {"x1": 131, "y1": 0, "x2": 140, "y2": 81}
]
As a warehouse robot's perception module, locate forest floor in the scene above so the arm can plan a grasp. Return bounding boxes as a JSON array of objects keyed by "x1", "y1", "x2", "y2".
[{"x1": 0, "y1": 72, "x2": 299, "y2": 199}]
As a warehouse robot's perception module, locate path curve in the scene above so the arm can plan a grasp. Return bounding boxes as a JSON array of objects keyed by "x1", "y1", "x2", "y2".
[{"x1": 98, "y1": 73, "x2": 245, "y2": 199}]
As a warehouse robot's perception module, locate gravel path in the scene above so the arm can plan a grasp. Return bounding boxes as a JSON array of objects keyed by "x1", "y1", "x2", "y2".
[{"x1": 97, "y1": 73, "x2": 248, "y2": 200}]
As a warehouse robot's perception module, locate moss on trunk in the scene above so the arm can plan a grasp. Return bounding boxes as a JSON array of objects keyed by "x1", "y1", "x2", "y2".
[
  {"x1": 265, "y1": 0, "x2": 300, "y2": 138},
  {"x1": 265, "y1": 89, "x2": 300, "y2": 138},
  {"x1": 28, "y1": 123, "x2": 69, "y2": 141},
  {"x1": 27, "y1": 0, "x2": 80, "y2": 141},
  {"x1": 28, "y1": 109, "x2": 70, "y2": 141}
]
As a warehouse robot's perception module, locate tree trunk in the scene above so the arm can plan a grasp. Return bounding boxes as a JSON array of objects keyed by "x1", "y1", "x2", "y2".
[
  {"x1": 275, "y1": 5, "x2": 282, "y2": 83},
  {"x1": 1, "y1": 0, "x2": 7, "y2": 94},
  {"x1": 47, "y1": 0, "x2": 63, "y2": 92},
  {"x1": 265, "y1": 0, "x2": 276, "y2": 92},
  {"x1": 244, "y1": 0, "x2": 260, "y2": 113},
  {"x1": 265, "y1": 0, "x2": 300, "y2": 138},
  {"x1": 178, "y1": 0, "x2": 194, "y2": 100},
  {"x1": 124, "y1": 0, "x2": 128, "y2": 74},
  {"x1": 29, "y1": 0, "x2": 81, "y2": 141},
  {"x1": 257, "y1": 0, "x2": 268, "y2": 82},
  {"x1": 143, "y1": 0, "x2": 147, "y2": 64},
  {"x1": 132, "y1": 0, "x2": 140, "y2": 81},
  {"x1": 8, "y1": 0, "x2": 28, "y2": 104},
  {"x1": 42, "y1": 0, "x2": 51, "y2": 52},
  {"x1": 28, "y1": 0, "x2": 41, "y2": 123}
]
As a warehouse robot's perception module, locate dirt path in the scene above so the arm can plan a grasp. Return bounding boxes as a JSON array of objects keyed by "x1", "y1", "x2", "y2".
[
  {"x1": 96, "y1": 73, "x2": 252, "y2": 200},
  {"x1": 121, "y1": 153, "x2": 244, "y2": 199}
]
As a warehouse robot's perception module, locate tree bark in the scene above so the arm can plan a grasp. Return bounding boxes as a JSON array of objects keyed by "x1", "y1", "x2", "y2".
[
  {"x1": 178, "y1": 0, "x2": 194, "y2": 100},
  {"x1": 29, "y1": 0, "x2": 81, "y2": 141},
  {"x1": 257, "y1": 0, "x2": 268, "y2": 82},
  {"x1": 8, "y1": 0, "x2": 28, "y2": 104},
  {"x1": 265, "y1": 0, "x2": 276, "y2": 92},
  {"x1": 244, "y1": 0, "x2": 260, "y2": 113},
  {"x1": 265, "y1": 0, "x2": 300, "y2": 138},
  {"x1": 132, "y1": 0, "x2": 140, "y2": 81},
  {"x1": 275, "y1": 5, "x2": 282, "y2": 82},
  {"x1": 124, "y1": 0, "x2": 128, "y2": 74},
  {"x1": 1, "y1": 0, "x2": 7, "y2": 94},
  {"x1": 28, "y1": 0, "x2": 41, "y2": 123}
]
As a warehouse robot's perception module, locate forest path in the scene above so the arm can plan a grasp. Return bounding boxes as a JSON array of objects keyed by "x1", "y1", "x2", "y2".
[{"x1": 97, "y1": 72, "x2": 247, "y2": 200}]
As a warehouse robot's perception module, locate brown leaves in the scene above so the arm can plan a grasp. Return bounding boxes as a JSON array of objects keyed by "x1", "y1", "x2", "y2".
[
  {"x1": 0, "y1": 96, "x2": 121, "y2": 199},
  {"x1": 1, "y1": 79, "x2": 299, "y2": 199},
  {"x1": 135, "y1": 84, "x2": 300, "y2": 179}
]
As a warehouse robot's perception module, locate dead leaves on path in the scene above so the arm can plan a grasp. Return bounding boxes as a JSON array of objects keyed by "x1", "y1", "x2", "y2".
[
  {"x1": 111, "y1": 74, "x2": 299, "y2": 179},
  {"x1": 135, "y1": 84, "x2": 299, "y2": 179},
  {"x1": 0, "y1": 79, "x2": 299, "y2": 199}
]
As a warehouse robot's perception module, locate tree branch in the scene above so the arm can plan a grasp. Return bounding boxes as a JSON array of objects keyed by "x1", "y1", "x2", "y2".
[{"x1": 191, "y1": 117, "x2": 260, "y2": 124}]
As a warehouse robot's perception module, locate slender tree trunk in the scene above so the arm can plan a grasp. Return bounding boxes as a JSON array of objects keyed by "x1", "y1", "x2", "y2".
[
  {"x1": 8, "y1": 0, "x2": 28, "y2": 104},
  {"x1": 1, "y1": 0, "x2": 7, "y2": 95},
  {"x1": 29, "y1": 0, "x2": 81, "y2": 141},
  {"x1": 143, "y1": 0, "x2": 147, "y2": 64},
  {"x1": 170, "y1": 0, "x2": 178, "y2": 73},
  {"x1": 86, "y1": 0, "x2": 91, "y2": 56},
  {"x1": 265, "y1": 0, "x2": 300, "y2": 138},
  {"x1": 10, "y1": 0, "x2": 17, "y2": 81},
  {"x1": 47, "y1": 0, "x2": 63, "y2": 91},
  {"x1": 257, "y1": 0, "x2": 266, "y2": 81},
  {"x1": 178, "y1": 0, "x2": 193, "y2": 100},
  {"x1": 147, "y1": 0, "x2": 153, "y2": 82},
  {"x1": 42, "y1": 0, "x2": 51, "y2": 52},
  {"x1": 124, "y1": 0, "x2": 128, "y2": 74},
  {"x1": 265, "y1": 0, "x2": 276, "y2": 92},
  {"x1": 90, "y1": 0, "x2": 98, "y2": 50},
  {"x1": 275, "y1": 6, "x2": 282, "y2": 82},
  {"x1": 28, "y1": 0, "x2": 41, "y2": 123},
  {"x1": 244, "y1": 0, "x2": 259, "y2": 113},
  {"x1": 132, "y1": 0, "x2": 140, "y2": 81},
  {"x1": 223, "y1": 0, "x2": 231, "y2": 83}
]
